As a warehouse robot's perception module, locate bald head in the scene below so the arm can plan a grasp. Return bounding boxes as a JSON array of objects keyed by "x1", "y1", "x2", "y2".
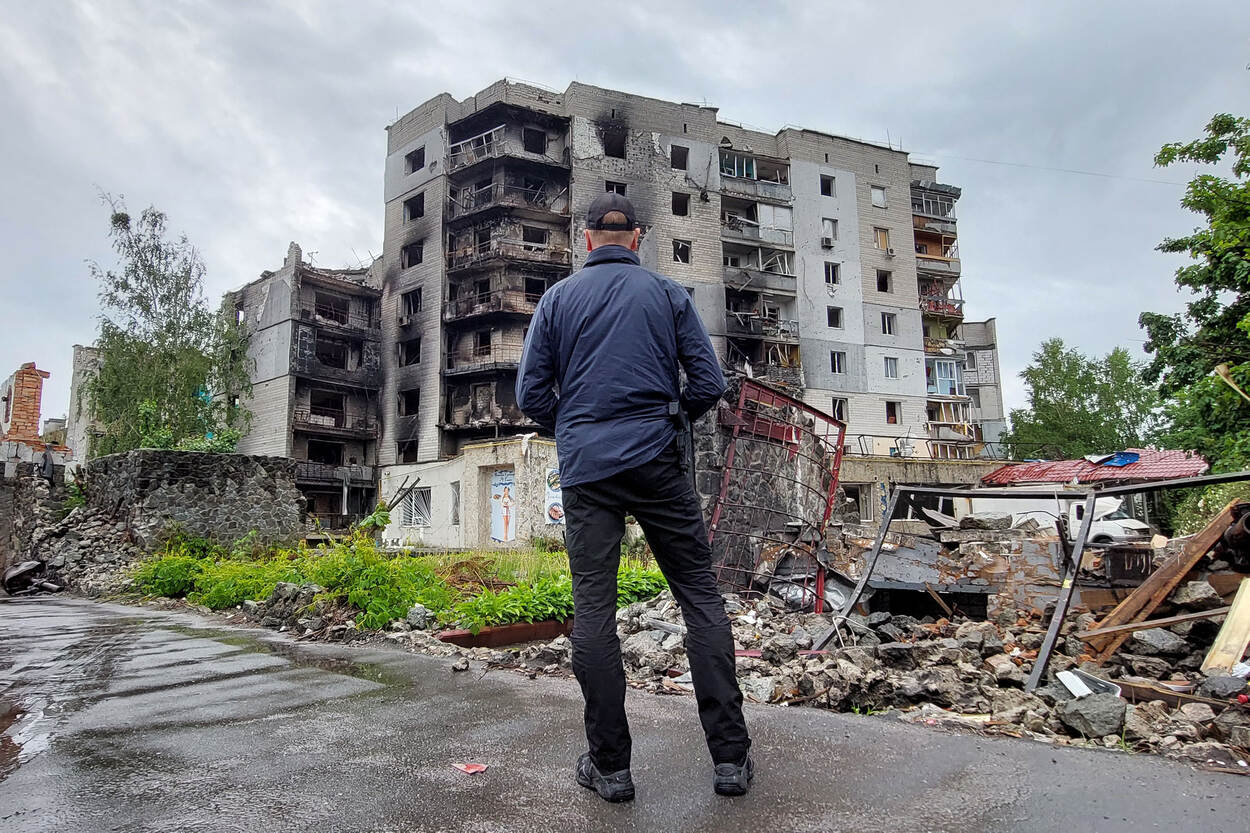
[{"x1": 585, "y1": 211, "x2": 640, "y2": 250}]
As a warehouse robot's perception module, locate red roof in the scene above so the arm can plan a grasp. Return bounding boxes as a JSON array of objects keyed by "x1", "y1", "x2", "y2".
[{"x1": 981, "y1": 448, "x2": 1208, "y2": 486}]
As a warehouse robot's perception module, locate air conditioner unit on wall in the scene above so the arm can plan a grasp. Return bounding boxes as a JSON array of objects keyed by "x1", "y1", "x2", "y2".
[
  {"x1": 399, "y1": 315, "x2": 413, "y2": 327},
  {"x1": 820, "y1": 237, "x2": 834, "y2": 249},
  {"x1": 886, "y1": 248, "x2": 896, "y2": 257}
]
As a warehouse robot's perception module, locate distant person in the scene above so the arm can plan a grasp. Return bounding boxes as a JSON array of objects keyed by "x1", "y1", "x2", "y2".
[
  {"x1": 517, "y1": 193, "x2": 752, "y2": 803},
  {"x1": 39, "y1": 444, "x2": 55, "y2": 485}
]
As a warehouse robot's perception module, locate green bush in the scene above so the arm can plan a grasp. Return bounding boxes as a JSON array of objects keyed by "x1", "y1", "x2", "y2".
[
  {"x1": 190, "y1": 558, "x2": 303, "y2": 610},
  {"x1": 447, "y1": 573, "x2": 576, "y2": 633},
  {"x1": 133, "y1": 554, "x2": 204, "y2": 597},
  {"x1": 617, "y1": 561, "x2": 667, "y2": 605}
]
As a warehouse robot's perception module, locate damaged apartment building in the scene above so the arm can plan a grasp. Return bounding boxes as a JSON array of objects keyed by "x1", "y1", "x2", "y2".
[{"x1": 228, "y1": 244, "x2": 382, "y2": 527}]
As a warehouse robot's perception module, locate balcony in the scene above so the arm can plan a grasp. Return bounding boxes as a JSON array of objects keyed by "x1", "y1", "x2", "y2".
[
  {"x1": 720, "y1": 215, "x2": 794, "y2": 247},
  {"x1": 447, "y1": 238, "x2": 572, "y2": 273},
  {"x1": 309, "y1": 513, "x2": 365, "y2": 531},
  {"x1": 915, "y1": 253, "x2": 961, "y2": 278},
  {"x1": 720, "y1": 176, "x2": 792, "y2": 203},
  {"x1": 725, "y1": 313, "x2": 799, "y2": 343},
  {"x1": 443, "y1": 288, "x2": 541, "y2": 323},
  {"x1": 447, "y1": 182, "x2": 571, "y2": 223},
  {"x1": 924, "y1": 336, "x2": 965, "y2": 355},
  {"x1": 920, "y1": 295, "x2": 965, "y2": 320},
  {"x1": 299, "y1": 305, "x2": 379, "y2": 334},
  {"x1": 292, "y1": 355, "x2": 382, "y2": 389},
  {"x1": 913, "y1": 214, "x2": 957, "y2": 236},
  {"x1": 295, "y1": 462, "x2": 375, "y2": 485},
  {"x1": 446, "y1": 125, "x2": 568, "y2": 175},
  {"x1": 753, "y1": 363, "x2": 803, "y2": 390},
  {"x1": 292, "y1": 408, "x2": 379, "y2": 438},
  {"x1": 444, "y1": 345, "x2": 524, "y2": 377}
]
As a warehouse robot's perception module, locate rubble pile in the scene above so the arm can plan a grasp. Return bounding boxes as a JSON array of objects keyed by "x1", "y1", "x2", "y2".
[
  {"x1": 18, "y1": 499, "x2": 143, "y2": 597},
  {"x1": 517, "y1": 583, "x2": 1249, "y2": 767}
]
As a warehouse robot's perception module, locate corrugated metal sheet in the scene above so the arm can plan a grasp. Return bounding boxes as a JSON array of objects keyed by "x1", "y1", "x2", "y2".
[{"x1": 982, "y1": 448, "x2": 1208, "y2": 486}]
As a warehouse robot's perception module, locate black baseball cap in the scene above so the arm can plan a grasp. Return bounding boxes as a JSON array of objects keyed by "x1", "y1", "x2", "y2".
[{"x1": 586, "y1": 192, "x2": 638, "y2": 230}]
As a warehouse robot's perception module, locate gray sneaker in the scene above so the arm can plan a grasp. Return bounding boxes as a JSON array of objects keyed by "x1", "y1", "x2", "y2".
[
  {"x1": 576, "y1": 753, "x2": 635, "y2": 803},
  {"x1": 713, "y1": 754, "x2": 754, "y2": 796}
]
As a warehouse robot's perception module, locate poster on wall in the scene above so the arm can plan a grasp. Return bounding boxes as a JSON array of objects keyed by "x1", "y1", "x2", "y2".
[
  {"x1": 544, "y1": 467, "x2": 564, "y2": 525},
  {"x1": 490, "y1": 468, "x2": 516, "y2": 543}
]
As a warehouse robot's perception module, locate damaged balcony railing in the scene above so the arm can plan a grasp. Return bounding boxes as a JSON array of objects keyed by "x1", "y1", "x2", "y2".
[
  {"x1": 295, "y1": 462, "x2": 374, "y2": 484},
  {"x1": 444, "y1": 345, "x2": 525, "y2": 374},
  {"x1": 720, "y1": 214, "x2": 794, "y2": 247},
  {"x1": 447, "y1": 183, "x2": 570, "y2": 220},
  {"x1": 292, "y1": 409, "x2": 379, "y2": 436},
  {"x1": 446, "y1": 238, "x2": 572, "y2": 271},
  {"x1": 919, "y1": 295, "x2": 965, "y2": 318},
  {"x1": 443, "y1": 289, "x2": 543, "y2": 322},
  {"x1": 300, "y1": 304, "x2": 379, "y2": 331},
  {"x1": 725, "y1": 313, "x2": 799, "y2": 342},
  {"x1": 708, "y1": 380, "x2": 847, "y2": 611}
]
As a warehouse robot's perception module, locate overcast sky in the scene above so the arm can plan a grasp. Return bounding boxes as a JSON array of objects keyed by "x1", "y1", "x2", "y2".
[{"x1": 2, "y1": 1, "x2": 1248, "y2": 426}]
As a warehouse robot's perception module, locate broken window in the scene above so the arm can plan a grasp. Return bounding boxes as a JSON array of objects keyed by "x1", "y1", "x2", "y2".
[
  {"x1": 235, "y1": 305, "x2": 245, "y2": 324},
  {"x1": 672, "y1": 239, "x2": 692, "y2": 264},
  {"x1": 830, "y1": 351, "x2": 846, "y2": 374},
  {"x1": 314, "y1": 334, "x2": 349, "y2": 369},
  {"x1": 720, "y1": 151, "x2": 755, "y2": 180},
  {"x1": 398, "y1": 440, "x2": 419, "y2": 464},
  {"x1": 521, "y1": 226, "x2": 549, "y2": 245},
  {"x1": 760, "y1": 249, "x2": 793, "y2": 275},
  {"x1": 309, "y1": 390, "x2": 344, "y2": 425},
  {"x1": 672, "y1": 192, "x2": 690, "y2": 216},
  {"x1": 602, "y1": 129, "x2": 626, "y2": 158},
  {"x1": 965, "y1": 350, "x2": 978, "y2": 370},
  {"x1": 474, "y1": 278, "x2": 491, "y2": 300},
  {"x1": 881, "y1": 312, "x2": 896, "y2": 335},
  {"x1": 871, "y1": 185, "x2": 887, "y2": 208},
  {"x1": 520, "y1": 176, "x2": 546, "y2": 203},
  {"x1": 884, "y1": 356, "x2": 899, "y2": 378},
  {"x1": 402, "y1": 486, "x2": 432, "y2": 526},
  {"x1": 723, "y1": 252, "x2": 741, "y2": 267},
  {"x1": 821, "y1": 218, "x2": 837, "y2": 244},
  {"x1": 399, "y1": 337, "x2": 421, "y2": 366},
  {"x1": 524, "y1": 276, "x2": 547, "y2": 301},
  {"x1": 307, "y1": 439, "x2": 343, "y2": 465},
  {"x1": 876, "y1": 270, "x2": 892, "y2": 293},
  {"x1": 830, "y1": 397, "x2": 847, "y2": 422},
  {"x1": 874, "y1": 228, "x2": 890, "y2": 250},
  {"x1": 405, "y1": 146, "x2": 425, "y2": 174},
  {"x1": 475, "y1": 228, "x2": 492, "y2": 253},
  {"x1": 450, "y1": 481, "x2": 460, "y2": 525},
  {"x1": 522, "y1": 128, "x2": 547, "y2": 155},
  {"x1": 475, "y1": 330, "x2": 492, "y2": 354},
  {"x1": 885, "y1": 400, "x2": 900, "y2": 424},
  {"x1": 820, "y1": 175, "x2": 835, "y2": 197},
  {"x1": 401, "y1": 240, "x2": 424, "y2": 268},
  {"x1": 404, "y1": 192, "x2": 425, "y2": 221},
  {"x1": 402, "y1": 288, "x2": 422, "y2": 316},
  {"x1": 827, "y1": 306, "x2": 843, "y2": 328},
  {"x1": 670, "y1": 144, "x2": 689, "y2": 170},
  {"x1": 915, "y1": 242, "x2": 929, "y2": 255},
  {"x1": 824, "y1": 262, "x2": 840, "y2": 286},
  {"x1": 399, "y1": 388, "x2": 420, "y2": 416},
  {"x1": 968, "y1": 387, "x2": 981, "y2": 409},
  {"x1": 605, "y1": 180, "x2": 626, "y2": 195},
  {"x1": 314, "y1": 293, "x2": 349, "y2": 324}
]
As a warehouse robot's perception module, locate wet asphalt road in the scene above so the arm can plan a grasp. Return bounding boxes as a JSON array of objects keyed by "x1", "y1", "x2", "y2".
[{"x1": 0, "y1": 596, "x2": 1245, "y2": 833}]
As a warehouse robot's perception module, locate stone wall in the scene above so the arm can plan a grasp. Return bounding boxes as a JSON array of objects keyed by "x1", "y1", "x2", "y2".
[{"x1": 83, "y1": 450, "x2": 307, "y2": 546}]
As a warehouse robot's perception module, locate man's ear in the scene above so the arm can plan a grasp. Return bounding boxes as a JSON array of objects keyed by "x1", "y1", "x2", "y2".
[
  {"x1": 584, "y1": 229, "x2": 594, "y2": 252},
  {"x1": 629, "y1": 227, "x2": 641, "y2": 251}
]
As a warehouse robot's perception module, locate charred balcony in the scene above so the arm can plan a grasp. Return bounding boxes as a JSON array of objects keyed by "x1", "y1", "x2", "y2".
[
  {"x1": 294, "y1": 461, "x2": 375, "y2": 485},
  {"x1": 444, "y1": 345, "x2": 524, "y2": 377},
  {"x1": 443, "y1": 287, "x2": 544, "y2": 324},
  {"x1": 292, "y1": 407, "x2": 379, "y2": 439},
  {"x1": 446, "y1": 236, "x2": 572, "y2": 274},
  {"x1": 446, "y1": 180, "x2": 571, "y2": 226},
  {"x1": 446, "y1": 120, "x2": 570, "y2": 178}
]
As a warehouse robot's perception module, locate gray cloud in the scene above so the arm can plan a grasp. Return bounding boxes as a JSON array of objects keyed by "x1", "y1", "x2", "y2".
[{"x1": 1, "y1": 0, "x2": 1247, "y2": 424}]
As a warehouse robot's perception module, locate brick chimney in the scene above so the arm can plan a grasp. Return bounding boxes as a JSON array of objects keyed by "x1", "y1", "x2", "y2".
[{"x1": 1, "y1": 362, "x2": 51, "y2": 443}]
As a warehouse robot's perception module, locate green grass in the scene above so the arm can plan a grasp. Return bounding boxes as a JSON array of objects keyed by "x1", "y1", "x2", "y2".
[{"x1": 131, "y1": 531, "x2": 667, "y2": 632}]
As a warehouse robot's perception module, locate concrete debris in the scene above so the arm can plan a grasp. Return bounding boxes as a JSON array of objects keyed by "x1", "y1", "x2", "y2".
[
  {"x1": 1197, "y1": 675, "x2": 1250, "y2": 700},
  {"x1": 1169, "y1": 580, "x2": 1225, "y2": 611},
  {"x1": 406, "y1": 604, "x2": 433, "y2": 630},
  {"x1": 1128, "y1": 627, "x2": 1190, "y2": 657},
  {"x1": 958, "y1": 512, "x2": 1013, "y2": 531},
  {"x1": 1058, "y1": 692, "x2": 1126, "y2": 738}
]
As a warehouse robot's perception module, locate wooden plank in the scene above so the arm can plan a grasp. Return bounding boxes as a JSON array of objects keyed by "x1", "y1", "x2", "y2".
[
  {"x1": 1086, "y1": 500, "x2": 1242, "y2": 662},
  {"x1": 924, "y1": 582, "x2": 956, "y2": 618},
  {"x1": 1202, "y1": 578, "x2": 1250, "y2": 672},
  {"x1": 1209, "y1": 571, "x2": 1250, "y2": 598},
  {"x1": 1076, "y1": 606, "x2": 1230, "y2": 641},
  {"x1": 1115, "y1": 678, "x2": 1237, "y2": 711}
]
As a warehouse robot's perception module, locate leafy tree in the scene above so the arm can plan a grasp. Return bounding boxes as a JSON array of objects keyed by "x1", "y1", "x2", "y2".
[
  {"x1": 1000, "y1": 338, "x2": 1160, "y2": 459},
  {"x1": 1139, "y1": 114, "x2": 1250, "y2": 470},
  {"x1": 87, "y1": 195, "x2": 251, "y2": 456}
]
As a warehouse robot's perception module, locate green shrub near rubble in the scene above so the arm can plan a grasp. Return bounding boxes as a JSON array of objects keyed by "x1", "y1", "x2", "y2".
[{"x1": 131, "y1": 531, "x2": 667, "y2": 632}]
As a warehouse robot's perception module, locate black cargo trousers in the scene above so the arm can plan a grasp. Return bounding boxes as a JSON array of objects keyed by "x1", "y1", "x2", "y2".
[{"x1": 563, "y1": 439, "x2": 750, "y2": 773}]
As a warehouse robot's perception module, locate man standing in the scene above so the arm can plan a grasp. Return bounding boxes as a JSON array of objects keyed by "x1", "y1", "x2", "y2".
[{"x1": 517, "y1": 194, "x2": 752, "y2": 803}]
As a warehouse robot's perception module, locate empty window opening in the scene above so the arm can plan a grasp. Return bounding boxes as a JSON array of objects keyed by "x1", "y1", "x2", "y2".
[
  {"x1": 405, "y1": 146, "x2": 425, "y2": 174},
  {"x1": 871, "y1": 185, "x2": 887, "y2": 208},
  {"x1": 820, "y1": 175, "x2": 835, "y2": 197},
  {"x1": 876, "y1": 270, "x2": 892, "y2": 293},
  {"x1": 475, "y1": 330, "x2": 492, "y2": 354},
  {"x1": 874, "y1": 227, "x2": 890, "y2": 250},
  {"x1": 884, "y1": 356, "x2": 899, "y2": 378},
  {"x1": 524, "y1": 276, "x2": 547, "y2": 301},
  {"x1": 968, "y1": 388, "x2": 982, "y2": 409},
  {"x1": 474, "y1": 278, "x2": 491, "y2": 300},
  {"x1": 401, "y1": 240, "x2": 424, "y2": 268},
  {"x1": 881, "y1": 312, "x2": 897, "y2": 335},
  {"x1": 522, "y1": 128, "x2": 547, "y2": 155},
  {"x1": 307, "y1": 439, "x2": 344, "y2": 465},
  {"x1": 402, "y1": 486, "x2": 432, "y2": 526},
  {"x1": 308, "y1": 390, "x2": 345, "y2": 426},
  {"x1": 603, "y1": 130, "x2": 626, "y2": 158},
  {"x1": 821, "y1": 218, "x2": 837, "y2": 244},
  {"x1": 672, "y1": 192, "x2": 690, "y2": 216},
  {"x1": 830, "y1": 397, "x2": 847, "y2": 422},
  {"x1": 915, "y1": 242, "x2": 929, "y2": 255},
  {"x1": 672, "y1": 239, "x2": 692, "y2": 264},
  {"x1": 399, "y1": 388, "x2": 420, "y2": 416},
  {"x1": 824, "y1": 262, "x2": 840, "y2": 285},
  {"x1": 314, "y1": 293, "x2": 349, "y2": 325},
  {"x1": 875, "y1": 163, "x2": 880, "y2": 174},
  {"x1": 827, "y1": 306, "x2": 843, "y2": 328},
  {"x1": 399, "y1": 337, "x2": 421, "y2": 366},
  {"x1": 885, "y1": 401, "x2": 900, "y2": 424},
  {"x1": 605, "y1": 180, "x2": 627, "y2": 195},
  {"x1": 314, "y1": 334, "x2": 349, "y2": 369},
  {"x1": 966, "y1": 351, "x2": 978, "y2": 370},
  {"x1": 235, "y1": 305, "x2": 245, "y2": 324},
  {"x1": 450, "y1": 481, "x2": 461, "y2": 525},
  {"x1": 830, "y1": 351, "x2": 846, "y2": 374},
  {"x1": 521, "y1": 225, "x2": 549, "y2": 245},
  {"x1": 402, "y1": 288, "x2": 422, "y2": 316},
  {"x1": 398, "y1": 440, "x2": 419, "y2": 464},
  {"x1": 404, "y1": 192, "x2": 425, "y2": 221},
  {"x1": 670, "y1": 144, "x2": 689, "y2": 170}
]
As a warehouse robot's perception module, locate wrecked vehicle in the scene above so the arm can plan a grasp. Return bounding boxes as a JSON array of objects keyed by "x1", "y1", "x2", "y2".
[{"x1": 954, "y1": 495, "x2": 1152, "y2": 544}]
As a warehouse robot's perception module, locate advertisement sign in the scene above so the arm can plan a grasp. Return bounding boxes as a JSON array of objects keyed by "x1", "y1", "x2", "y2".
[
  {"x1": 544, "y1": 467, "x2": 564, "y2": 525},
  {"x1": 490, "y1": 468, "x2": 516, "y2": 543}
]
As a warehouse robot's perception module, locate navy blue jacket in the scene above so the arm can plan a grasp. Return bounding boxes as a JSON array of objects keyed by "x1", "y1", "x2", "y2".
[{"x1": 516, "y1": 245, "x2": 726, "y2": 488}]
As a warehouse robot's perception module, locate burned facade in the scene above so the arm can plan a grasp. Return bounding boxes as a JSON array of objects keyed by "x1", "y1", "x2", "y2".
[{"x1": 228, "y1": 243, "x2": 381, "y2": 526}]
